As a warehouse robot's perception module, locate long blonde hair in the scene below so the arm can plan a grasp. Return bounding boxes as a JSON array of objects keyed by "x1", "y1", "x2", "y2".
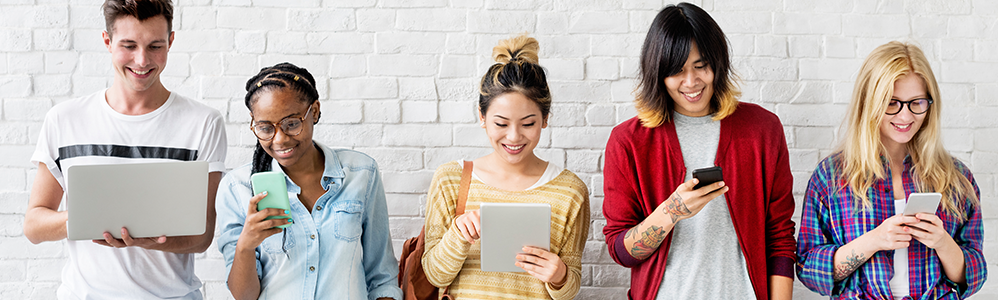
[{"x1": 839, "y1": 41, "x2": 978, "y2": 219}]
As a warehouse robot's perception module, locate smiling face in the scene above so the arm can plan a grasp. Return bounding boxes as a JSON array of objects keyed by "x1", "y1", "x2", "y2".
[
  {"x1": 480, "y1": 92, "x2": 547, "y2": 166},
  {"x1": 664, "y1": 41, "x2": 715, "y2": 117},
  {"x1": 879, "y1": 74, "x2": 928, "y2": 153},
  {"x1": 103, "y1": 15, "x2": 173, "y2": 94},
  {"x1": 250, "y1": 88, "x2": 319, "y2": 171}
]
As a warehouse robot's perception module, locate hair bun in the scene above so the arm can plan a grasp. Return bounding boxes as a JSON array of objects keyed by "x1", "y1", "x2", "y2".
[{"x1": 492, "y1": 34, "x2": 539, "y2": 65}]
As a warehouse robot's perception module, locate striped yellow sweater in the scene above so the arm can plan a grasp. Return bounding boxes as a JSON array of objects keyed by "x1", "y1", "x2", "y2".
[{"x1": 421, "y1": 161, "x2": 590, "y2": 300}]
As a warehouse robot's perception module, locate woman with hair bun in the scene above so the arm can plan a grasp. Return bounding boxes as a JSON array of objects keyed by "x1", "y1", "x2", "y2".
[
  {"x1": 420, "y1": 35, "x2": 590, "y2": 300},
  {"x1": 215, "y1": 62, "x2": 402, "y2": 300},
  {"x1": 797, "y1": 41, "x2": 986, "y2": 299}
]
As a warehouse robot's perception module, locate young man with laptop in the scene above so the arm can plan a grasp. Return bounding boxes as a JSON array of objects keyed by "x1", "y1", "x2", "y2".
[{"x1": 23, "y1": 0, "x2": 226, "y2": 298}]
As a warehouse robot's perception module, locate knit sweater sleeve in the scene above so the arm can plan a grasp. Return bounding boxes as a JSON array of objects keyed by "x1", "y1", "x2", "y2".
[
  {"x1": 545, "y1": 175, "x2": 590, "y2": 300},
  {"x1": 601, "y1": 125, "x2": 651, "y2": 267},
  {"x1": 762, "y1": 117, "x2": 799, "y2": 278},
  {"x1": 421, "y1": 162, "x2": 471, "y2": 288}
]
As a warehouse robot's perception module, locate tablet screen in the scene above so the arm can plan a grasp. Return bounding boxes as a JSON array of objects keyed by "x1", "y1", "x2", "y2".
[{"x1": 479, "y1": 202, "x2": 551, "y2": 272}]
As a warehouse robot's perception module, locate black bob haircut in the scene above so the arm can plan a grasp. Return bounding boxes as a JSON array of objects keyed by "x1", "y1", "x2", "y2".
[{"x1": 635, "y1": 2, "x2": 739, "y2": 127}]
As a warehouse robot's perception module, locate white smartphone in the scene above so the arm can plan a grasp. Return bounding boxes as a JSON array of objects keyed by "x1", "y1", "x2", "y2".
[{"x1": 902, "y1": 192, "x2": 941, "y2": 216}]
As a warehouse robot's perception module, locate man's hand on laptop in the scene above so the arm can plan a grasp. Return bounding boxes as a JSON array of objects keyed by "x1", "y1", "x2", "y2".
[{"x1": 92, "y1": 227, "x2": 167, "y2": 248}]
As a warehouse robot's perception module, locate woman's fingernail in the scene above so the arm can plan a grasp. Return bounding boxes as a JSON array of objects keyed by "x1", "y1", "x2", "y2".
[
  {"x1": 288, "y1": 218, "x2": 293, "y2": 223},
  {"x1": 284, "y1": 210, "x2": 289, "y2": 214},
  {"x1": 262, "y1": 191, "x2": 268, "y2": 195}
]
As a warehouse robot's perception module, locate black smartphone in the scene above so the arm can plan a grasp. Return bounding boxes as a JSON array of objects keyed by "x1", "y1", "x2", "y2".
[{"x1": 692, "y1": 166, "x2": 723, "y2": 190}]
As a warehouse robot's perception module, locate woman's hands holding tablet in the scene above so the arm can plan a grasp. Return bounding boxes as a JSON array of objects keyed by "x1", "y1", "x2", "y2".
[
  {"x1": 237, "y1": 192, "x2": 292, "y2": 250},
  {"x1": 516, "y1": 246, "x2": 568, "y2": 289},
  {"x1": 454, "y1": 209, "x2": 482, "y2": 244}
]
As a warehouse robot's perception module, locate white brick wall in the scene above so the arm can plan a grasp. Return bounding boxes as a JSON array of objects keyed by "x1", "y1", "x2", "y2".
[{"x1": 1, "y1": 1, "x2": 996, "y2": 299}]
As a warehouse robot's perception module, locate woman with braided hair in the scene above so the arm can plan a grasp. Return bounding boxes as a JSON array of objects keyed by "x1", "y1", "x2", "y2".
[{"x1": 215, "y1": 62, "x2": 402, "y2": 300}]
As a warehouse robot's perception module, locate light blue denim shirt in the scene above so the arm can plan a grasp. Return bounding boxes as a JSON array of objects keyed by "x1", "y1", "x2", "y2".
[{"x1": 216, "y1": 142, "x2": 402, "y2": 300}]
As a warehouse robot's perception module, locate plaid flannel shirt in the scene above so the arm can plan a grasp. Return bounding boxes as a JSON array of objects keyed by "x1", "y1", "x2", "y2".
[{"x1": 797, "y1": 154, "x2": 987, "y2": 299}]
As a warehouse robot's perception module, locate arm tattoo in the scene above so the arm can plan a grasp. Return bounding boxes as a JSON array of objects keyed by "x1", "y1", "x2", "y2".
[
  {"x1": 662, "y1": 193, "x2": 691, "y2": 223},
  {"x1": 624, "y1": 224, "x2": 639, "y2": 240},
  {"x1": 622, "y1": 194, "x2": 690, "y2": 259},
  {"x1": 628, "y1": 225, "x2": 668, "y2": 259},
  {"x1": 833, "y1": 249, "x2": 867, "y2": 282}
]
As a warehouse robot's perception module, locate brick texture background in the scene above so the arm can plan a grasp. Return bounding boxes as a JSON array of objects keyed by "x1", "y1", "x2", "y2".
[{"x1": 1, "y1": 0, "x2": 996, "y2": 299}]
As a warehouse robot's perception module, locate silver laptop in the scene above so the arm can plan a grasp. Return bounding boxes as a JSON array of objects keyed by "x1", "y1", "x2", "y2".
[
  {"x1": 66, "y1": 161, "x2": 208, "y2": 240},
  {"x1": 480, "y1": 202, "x2": 551, "y2": 272}
]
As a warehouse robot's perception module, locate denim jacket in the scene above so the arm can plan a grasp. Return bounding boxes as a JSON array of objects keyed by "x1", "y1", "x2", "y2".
[{"x1": 216, "y1": 142, "x2": 402, "y2": 300}]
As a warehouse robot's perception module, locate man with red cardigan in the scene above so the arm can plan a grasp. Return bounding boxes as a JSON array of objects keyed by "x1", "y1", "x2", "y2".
[{"x1": 602, "y1": 3, "x2": 797, "y2": 300}]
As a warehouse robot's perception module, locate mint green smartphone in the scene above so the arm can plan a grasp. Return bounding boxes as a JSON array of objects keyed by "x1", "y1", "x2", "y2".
[{"x1": 251, "y1": 171, "x2": 292, "y2": 229}]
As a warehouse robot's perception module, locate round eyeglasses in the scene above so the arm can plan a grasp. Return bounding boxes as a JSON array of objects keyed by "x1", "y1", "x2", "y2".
[
  {"x1": 885, "y1": 98, "x2": 932, "y2": 115},
  {"x1": 250, "y1": 105, "x2": 313, "y2": 141}
]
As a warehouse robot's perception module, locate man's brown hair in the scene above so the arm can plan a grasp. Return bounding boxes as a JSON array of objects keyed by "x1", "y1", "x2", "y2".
[{"x1": 103, "y1": 0, "x2": 174, "y2": 37}]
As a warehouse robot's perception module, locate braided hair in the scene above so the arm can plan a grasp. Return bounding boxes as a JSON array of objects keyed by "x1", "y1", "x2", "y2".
[
  {"x1": 244, "y1": 62, "x2": 319, "y2": 257},
  {"x1": 478, "y1": 35, "x2": 551, "y2": 118},
  {"x1": 244, "y1": 62, "x2": 320, "y2": 174}
]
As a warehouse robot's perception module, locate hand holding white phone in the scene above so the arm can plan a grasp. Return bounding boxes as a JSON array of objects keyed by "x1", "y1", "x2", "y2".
[{"x1": 902, "y1": 193, "x2": 941, "y2": 216}]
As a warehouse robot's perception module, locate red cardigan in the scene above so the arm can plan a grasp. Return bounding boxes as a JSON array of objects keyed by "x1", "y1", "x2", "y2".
[{"x1": 602, "y1": 103, "x2": 797, "y2": 300}]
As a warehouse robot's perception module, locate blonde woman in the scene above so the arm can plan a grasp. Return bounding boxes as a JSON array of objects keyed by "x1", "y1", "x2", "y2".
[
  {"x1": 420, "y1": 35, "x2": 589, "y2": 300},
  {"x1": 797, "y1": 42, "x2": 986, "y2": 299}
]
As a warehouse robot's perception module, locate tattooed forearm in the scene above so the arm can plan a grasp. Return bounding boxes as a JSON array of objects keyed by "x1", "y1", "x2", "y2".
[
  {"x1": 833, "y1": 249, "x2": 867, "y2": 282},
  {"x1": 661, "y1": 193, "x2": 691, "y2": 223},
  {"x1": 624, "y1": 224, "x2": 639, "y2": 241},
  {"x1": 629, "y1": 225, "x2": 668, "y2": 259},
  {"x1": 622, "y1": 193, "x2": 690, "y2": 259}
]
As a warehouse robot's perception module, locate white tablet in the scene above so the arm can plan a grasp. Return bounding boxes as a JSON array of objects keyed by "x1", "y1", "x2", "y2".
[
  {"x1": 66, "y1": 161, "x2": 209, "y2": 240},
  {"x1": 479, "y1": 202, "x2": 551, "y2": 272}
]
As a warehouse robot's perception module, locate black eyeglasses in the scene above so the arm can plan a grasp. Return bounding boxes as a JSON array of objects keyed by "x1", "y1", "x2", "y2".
[
  {"x1": 250, "y1": 105, "x2": 314, "y2": 141},
  {"x1": 885, "y1": 98, "x2": 932, "y2": 115}
]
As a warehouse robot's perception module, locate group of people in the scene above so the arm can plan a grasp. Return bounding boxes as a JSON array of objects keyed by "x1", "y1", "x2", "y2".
[{"x1": 21, "y1": 0, "x2": 986, "y2": 299}]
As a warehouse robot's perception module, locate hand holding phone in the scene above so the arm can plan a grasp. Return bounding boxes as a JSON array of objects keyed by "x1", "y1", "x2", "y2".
[
  {"x1": 251, "y1": 171, "x2": 292, "y2": 229},
  {"x1": 692, "y1": 166, "x2": 723, "y2": 191},
  {"x1": 903, "y1": 192, "x2": 941, "y2": 216},
  {"x1": 658, "y1": 167, "x2": 728, "y2": 224}
]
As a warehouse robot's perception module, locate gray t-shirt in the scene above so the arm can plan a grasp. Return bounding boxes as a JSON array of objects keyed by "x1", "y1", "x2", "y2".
[{"x1": 655, "y1": 113, "x2": 754, "y2": 300}]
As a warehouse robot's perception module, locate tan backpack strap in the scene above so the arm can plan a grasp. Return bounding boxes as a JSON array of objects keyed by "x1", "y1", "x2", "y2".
[{"x1": 456, "y1": 161, "x2": 473, "y2": 215}]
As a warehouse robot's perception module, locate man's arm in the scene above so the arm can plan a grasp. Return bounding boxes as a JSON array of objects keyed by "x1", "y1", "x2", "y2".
[
  {"x1": 621, "y1": 181, "x2": 728, "y2": 260},
  {"x1": 763, "y1": 124, "x2": 799, "y2": 292},
  {"x1": 24, "y1": 163, "x2": 68, "y2": 244},
  {"x1": 768, "y1": 275, "x2": 793, "y2": 300},
  {"x1": 619, "y1": 193, "x2": 684, "y2": 260},
  {"x1": 94, "y1": 172, "x2": 221, "y2": 253}
]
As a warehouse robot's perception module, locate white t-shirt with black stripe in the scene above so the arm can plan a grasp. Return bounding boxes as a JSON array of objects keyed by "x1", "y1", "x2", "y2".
[{"x1": 31, "y1": 89, "x2": 227, "y2": 300}]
